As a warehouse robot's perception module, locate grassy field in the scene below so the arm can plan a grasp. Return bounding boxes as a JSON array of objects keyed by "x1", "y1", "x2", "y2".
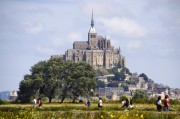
[{"x1": 0, "y1": 103, "x2": 180, "y2": 119}]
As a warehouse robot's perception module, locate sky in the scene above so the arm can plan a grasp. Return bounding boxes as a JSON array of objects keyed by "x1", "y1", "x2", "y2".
[{"x1": 0, "y1": 0, "x2": 180, "y2": 92}]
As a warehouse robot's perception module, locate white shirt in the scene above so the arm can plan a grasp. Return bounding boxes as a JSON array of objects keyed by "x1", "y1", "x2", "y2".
[
  {"x1": 157, "y1": 100, "x2": 161, "y2": 105},
  {"x1": 99, "y1": 100, "x2": 102, "y2": 106},
  {"x1": 33, "y1": 99, "x2": 37, "y2": 104}
]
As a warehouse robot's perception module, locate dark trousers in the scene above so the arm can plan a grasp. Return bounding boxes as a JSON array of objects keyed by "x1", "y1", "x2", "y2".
[{"x1": 157, "y1": 105, "x2": 162, "y2": 111}]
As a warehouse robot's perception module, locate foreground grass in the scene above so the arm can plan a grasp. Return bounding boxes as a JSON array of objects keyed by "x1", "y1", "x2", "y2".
[{"x1": 0, "y1": 103, "x2": 180, "y2": 119}]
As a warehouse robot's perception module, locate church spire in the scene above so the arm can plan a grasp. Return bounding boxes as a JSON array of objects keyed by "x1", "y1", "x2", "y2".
[
  {"x1": 89, "y1": 10, "x2": 96, "y2": 33},
  {"x1": 91, "y1": 10, "x2": 94, "y2": 28}
]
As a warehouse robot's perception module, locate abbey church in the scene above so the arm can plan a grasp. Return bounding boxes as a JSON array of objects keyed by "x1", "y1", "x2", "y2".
[{"x1": 63, "y1": 12, "x2": 126, "y2": 69}]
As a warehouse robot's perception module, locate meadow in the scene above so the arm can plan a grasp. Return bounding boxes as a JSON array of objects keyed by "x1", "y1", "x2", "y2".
[{"x1": 0, "y1": 102, "x2": 180, "y2": 119}]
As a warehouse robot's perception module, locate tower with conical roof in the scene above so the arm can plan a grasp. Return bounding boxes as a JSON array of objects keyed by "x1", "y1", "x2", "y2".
[{"x1": 88, "y1": 10, "x2": 98, "y2": 50}]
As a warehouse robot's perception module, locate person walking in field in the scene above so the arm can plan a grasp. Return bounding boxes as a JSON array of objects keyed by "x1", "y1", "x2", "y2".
[
  {"x1": 129, "y1": 98, "x2": 133, "y2": 108},
  {"x1": 164, "y1": 95, "x2": 170, "y2": 111},
  {"x1": 33, "y1": 98, "x2": 37, "y2": 108},
  {"x1": 125, "y1": 98, "x2": 129, "y2": 108},
  {"x1": 156, "y1": 96, "x2": 162, "y2": 111},
  {"x1": 121, "y1": 100, "x2": 126, "y2": 107},
  {"x1": 86, "y1": 99, "x2": 91, "y2": 107},
  {"x1": 38, "y1": 98, "x2": 42, "y2": 108},
  {"x1": 98, "y1": 97, "x2": 102, "y2": 107}
]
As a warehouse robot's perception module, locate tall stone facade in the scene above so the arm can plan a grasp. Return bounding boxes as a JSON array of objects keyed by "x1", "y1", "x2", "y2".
[{"x1": 64, "y1": 12, "x2": 126, "y2": 69}]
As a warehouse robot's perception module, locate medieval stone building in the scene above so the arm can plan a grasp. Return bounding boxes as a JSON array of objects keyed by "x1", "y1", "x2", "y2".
[{"x1": 64, "y1": 12, "x2": 126, "y2": 69}]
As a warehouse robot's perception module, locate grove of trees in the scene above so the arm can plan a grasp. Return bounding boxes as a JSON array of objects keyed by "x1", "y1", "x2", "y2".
[{"x1": 18, "y1": 57, "x2": 96, "y2": 103}]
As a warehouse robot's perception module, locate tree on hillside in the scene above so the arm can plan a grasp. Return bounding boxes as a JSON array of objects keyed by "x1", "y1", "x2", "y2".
[
  {"x1": 107, "y1": 67, "x2": 118, "y2": 74},
  {"x1": 117, "y1": 61, "x2": 122, "y2": 68},
  {"x1": 113, "y1": 72, "x2": 125, "y2": 81},
  {"x1": 120, "y1": 83, "x2": 128, "y2": 91},
  {"x1": 96, "y1": 68, "x2": 109, "y2": 76},
  {"x1": 139, "y1": 73, "x2": 149, "y2": 82},
  {"x1": 134, "y1": 90, "x2": 148, "y2": 99},
  {"x1": 107, "y1": 82, "x2": 119, "y2": 87},
  {"x1": 133, "y1": 90, "x2": 148, "y2": 103},
  {"x1": 96, "y1": 80, "x2": 106, "y2": 88}
]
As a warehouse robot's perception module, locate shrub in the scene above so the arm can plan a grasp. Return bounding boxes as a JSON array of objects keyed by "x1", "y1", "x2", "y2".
[
  {"x1": 102, "y1": 96, "x2": 109, "y2": 102},
  {"x1": 119, "y1": 96, "x2": 128, "y2": 102},
  {"x1": 0, "y1": 100, "x2": 12, "y2": 105},
  {"x1": 42, "y1": 97, "x2": 48, "y2": 102},
  {"x1": 79, "y1": 99, "x2": 83, "y2": 103}
]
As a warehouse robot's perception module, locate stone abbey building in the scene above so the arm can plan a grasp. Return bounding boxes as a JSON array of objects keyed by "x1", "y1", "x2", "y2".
[{"x1": 63, "y1": 12, "x2": 126, "y2": 69}]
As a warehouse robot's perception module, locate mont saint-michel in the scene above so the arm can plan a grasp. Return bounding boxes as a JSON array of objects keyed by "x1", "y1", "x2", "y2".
[
  {"x1": 1, "y1": 1, "x2": 180, "y2": 118},
  {"x1": 50, "y1": 12, "x2": 180, "y2": 100},
  {"x1": 54, "y1": 12, "x2": 126, "y2": 69}
]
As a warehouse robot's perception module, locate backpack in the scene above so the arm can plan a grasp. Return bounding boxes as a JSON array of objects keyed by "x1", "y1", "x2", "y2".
[{"x1": 155, "y1": 100, "x2": 158, "y2": 106}]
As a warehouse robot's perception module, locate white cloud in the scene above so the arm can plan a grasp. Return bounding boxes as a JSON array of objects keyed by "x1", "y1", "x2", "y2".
[
  {"x1": 98, "y1": 17, "x2": 148, "y2": 37},
  {"x1": 67, "y1": 32, "x2": 83, "y2": 41},
  {"x1": 23, "y1": 22, "x2": 43, "y2": 35},
  {"x1": 127, "y1": 40, "x2": 141, "y2": 52}
]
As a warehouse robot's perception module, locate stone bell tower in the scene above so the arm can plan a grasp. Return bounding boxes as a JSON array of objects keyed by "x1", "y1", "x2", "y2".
[{"x1": 88, "y1": 10, "x2": 98, "y2": 50}]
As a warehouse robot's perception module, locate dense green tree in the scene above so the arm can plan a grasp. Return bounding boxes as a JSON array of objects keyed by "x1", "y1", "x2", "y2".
[
  {"x1": 134, "y1": 90, "x2": 148, "y2": 99},
  {"x1": 18, "y1": 61, "x2": 46, "y2": 103},
  {"x1": 113, "y1": 72, "x2": 125, "y2": 81},
  {"x1": 30, "y1": 61, "x2": 46, "y2": 95},
  {"x1": 43, "y1": 57, "x2": 65, "y2": 103},
  {"x1": 59, "y1": 61, "x2": 96, "y2": 103},
  {"x1": 18, "y1": 58, "x2": 97, "y2": 103},
  {"x1": 18, "y1": 75, "x2": 34, "y2": 103},
  {"x1": 18, "y1": 58, "x2": 64, "y2": 103}
]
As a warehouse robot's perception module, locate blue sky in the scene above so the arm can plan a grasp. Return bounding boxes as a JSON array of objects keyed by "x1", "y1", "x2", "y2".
[{"x1": 0, "y1": 0, "x2": 180, "y2": 91}]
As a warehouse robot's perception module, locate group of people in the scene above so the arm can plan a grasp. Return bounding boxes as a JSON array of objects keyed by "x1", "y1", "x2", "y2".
[
  {"x1": 33, "y1": 98, "x2": 42, "y2": 108},
  {"x1": 85, "y1": 95, "x2": 170, "y2": 112},
  {"x1": 33, "y1": 95, "x2": 170, "y2": 112},
  {"x1": 156, "y1": 95, "x2": 170, "y2": 112},
  {"x1": 121, "y1": 98, "x2": 133, "y2": 108},
  {"x1": 86, "y1": 97, "x2": 132, "y2": 108},
  {"x1": 84, "y1": 97, "x2": 102, "y2": 107},
  {"x1": 85, "y1": 99, "x2": 91, "y2": 107}
]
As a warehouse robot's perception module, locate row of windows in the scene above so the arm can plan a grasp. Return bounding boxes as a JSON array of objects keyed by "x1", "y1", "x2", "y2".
[{"x1": 91, "y1": 35, "x2": 96, "y2": 38}]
